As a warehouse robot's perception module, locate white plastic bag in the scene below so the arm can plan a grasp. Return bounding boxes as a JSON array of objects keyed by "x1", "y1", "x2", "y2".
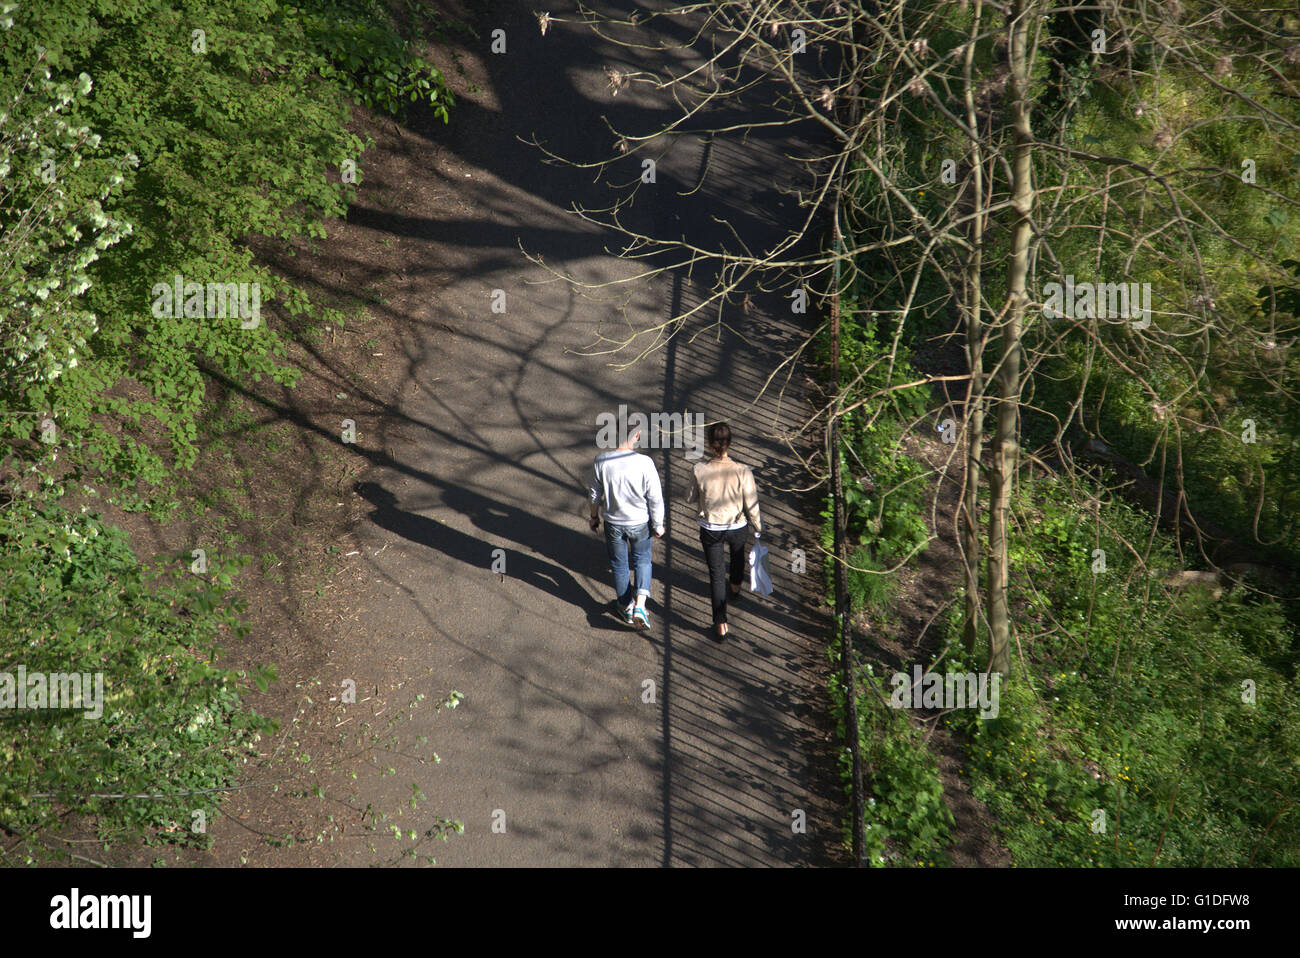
[{"x1": 748, "y1": 539, "x2": 774, "y2": 596}]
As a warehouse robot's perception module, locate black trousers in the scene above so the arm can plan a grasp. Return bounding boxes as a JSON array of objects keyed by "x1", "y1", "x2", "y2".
[{"x1": 699, "y1": 525, "x2": 749, "y2": 626}]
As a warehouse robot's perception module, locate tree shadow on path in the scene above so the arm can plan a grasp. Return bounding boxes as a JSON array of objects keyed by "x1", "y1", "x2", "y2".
[{"x1": 355, "y1": 479, "x2": 634, "y2": 632}]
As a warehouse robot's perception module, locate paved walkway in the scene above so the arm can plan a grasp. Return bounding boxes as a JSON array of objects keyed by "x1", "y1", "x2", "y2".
[{"x1": 237, "y1": 0, "x2": 842, "y2": 867}]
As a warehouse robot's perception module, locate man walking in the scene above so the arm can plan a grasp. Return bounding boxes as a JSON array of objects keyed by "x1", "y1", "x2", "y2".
[{"x1": 589, "y1": 423, "x2": 664, "y2": 629}]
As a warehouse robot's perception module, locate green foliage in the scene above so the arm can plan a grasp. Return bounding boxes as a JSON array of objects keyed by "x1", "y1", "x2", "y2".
[
  {"x1": 294, "y1": 0, "x2": 454, "y2": 121},
  {"x1": 0, "y1": 0, "x2": 453, "y2": 511},
  {"x1": 1018, "y1": 4, "x2": 1300, "y2": 568},
  {"x1": 858, "y1": 671, "x2": 954, "y2": 866},
  {"x1": 0, "y1": 64, "x2": 134, "y2": 396},
  {"x1": 1260, "y1": 259, "x2": 1300, "y2": 319},
  {"x1": 818, "y1": 304, "x2": 930, "y2": 615},
  {"x1": 821, "y1": 289, "x2": 953, "y2": 864},
  {"x1": 820, "y1": 0, "x2": 1300, "y2": 869},
  {"x1": 947, "y1": 477, "x2": 1300, "y2": 866},
  {"x1": 0, "y1": 0, "x2": 462, "y2": 862},
  {"x1": 0, "y1": 493, "x2": 273, "y2": 860},
  {"x1": 825, "y1": 645, "x2": 954, "y2": 867}
]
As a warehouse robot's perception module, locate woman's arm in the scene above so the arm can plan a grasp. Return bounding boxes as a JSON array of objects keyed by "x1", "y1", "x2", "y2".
[{"x1": 743, "y1": 466, "x2": 762, "y2": 535}]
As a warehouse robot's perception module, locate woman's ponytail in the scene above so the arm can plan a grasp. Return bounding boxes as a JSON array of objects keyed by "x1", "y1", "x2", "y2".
[{"x1": 707, "y1": 422, "x2": 732, "y2": 458}]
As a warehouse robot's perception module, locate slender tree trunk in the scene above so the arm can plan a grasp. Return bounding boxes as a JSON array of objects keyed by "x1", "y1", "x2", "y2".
[
  {"x1": 961, "y1": 0, "x2": 987, "y2": 657},
  {"x1": 962, "y1": 231, "x2": 986, "y2": 656},
  {"x1": 988, "y1": 0, "x2": 1037, "y2": 675}
]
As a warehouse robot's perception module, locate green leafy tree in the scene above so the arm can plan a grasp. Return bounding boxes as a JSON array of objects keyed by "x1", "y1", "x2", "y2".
[
  {"x1": 0, "y1": 495, "x2": 274, "y2": 861},
  {"x1": 0, "y1": 55, "x2": 134, "y2": 483},
  {"x1": 0, "y1": 0, "x2": 451, "y2": 509}
]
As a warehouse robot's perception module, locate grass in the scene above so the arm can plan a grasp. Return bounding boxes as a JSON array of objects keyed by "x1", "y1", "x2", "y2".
[{"x1": 945, "y1": 474, "x2": 1300, "y2": 867}]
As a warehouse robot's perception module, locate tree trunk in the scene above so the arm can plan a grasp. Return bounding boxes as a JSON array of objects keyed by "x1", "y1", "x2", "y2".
[
  {"x1": 987, "y1": 0, "x2": 1037, "y2": 676},
  {"x1": 961, "y1": 0, "x2": 987, "y2": 657}
]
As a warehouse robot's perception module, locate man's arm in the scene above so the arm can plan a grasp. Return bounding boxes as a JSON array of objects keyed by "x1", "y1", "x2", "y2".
[
  {"x1": 588, "y1": 463, "x2": 603, "y2": 529},
  {"x1": 644, "y1": 458, "x2": 665, "y2": 536}
]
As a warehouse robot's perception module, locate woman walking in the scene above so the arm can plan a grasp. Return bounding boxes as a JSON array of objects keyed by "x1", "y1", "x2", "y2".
[{"x1": 686, "y1": 422, "x2": 762, "y2": 641}]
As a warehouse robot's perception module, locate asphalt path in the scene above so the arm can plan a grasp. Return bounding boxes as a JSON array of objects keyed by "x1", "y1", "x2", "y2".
[{"x1": 305, "y1": 0, "x2": 842, "y2": 867}]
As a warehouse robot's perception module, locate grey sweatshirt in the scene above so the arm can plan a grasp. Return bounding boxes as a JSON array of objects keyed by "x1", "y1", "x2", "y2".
[{"x1": 589, "y1": 449, "x2": 665, "y2": 531}]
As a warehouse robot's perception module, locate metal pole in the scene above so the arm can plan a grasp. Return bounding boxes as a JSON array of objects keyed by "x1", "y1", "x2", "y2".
[{"x1": 831, "y1": 189, "x2": 866, "y2": 867}]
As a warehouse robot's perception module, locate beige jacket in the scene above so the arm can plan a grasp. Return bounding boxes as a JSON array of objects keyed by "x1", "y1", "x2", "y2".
[{"x1": 687, "y1": 456, "x2": 761, "y2": 533}]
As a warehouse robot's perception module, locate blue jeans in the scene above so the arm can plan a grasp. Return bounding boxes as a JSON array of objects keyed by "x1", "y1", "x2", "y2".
[{"x1": 605, "y1": 521, "x2": 652, "y2": 607}]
